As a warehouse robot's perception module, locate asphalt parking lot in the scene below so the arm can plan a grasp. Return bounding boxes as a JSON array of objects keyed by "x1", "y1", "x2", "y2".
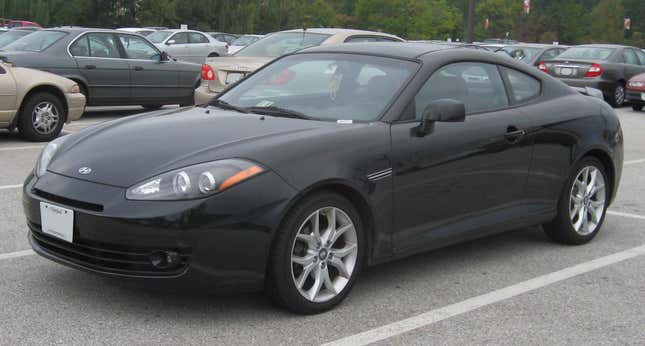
[{"x1": 0, "y1": 106, "x2": 644, "y2": 345}]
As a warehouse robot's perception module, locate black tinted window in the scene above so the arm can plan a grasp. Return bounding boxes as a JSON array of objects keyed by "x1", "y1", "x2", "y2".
[
  {"x1": 622, "y1": 49, "x2": 639, "y2": 65},
  {"x1": 414, "y1": 62, "x2": 508, "y2": 118},
  {"x1": 503, "y1": 67, "x2": 541, "y2": 103}
]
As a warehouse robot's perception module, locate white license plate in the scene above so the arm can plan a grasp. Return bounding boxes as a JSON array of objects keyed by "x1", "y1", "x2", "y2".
[
  {"x1": 40, "y1": 202, "x2": 74, "y2": 243},
  {"x1": 641, "y1": 93, "x2": 645, "y2": 101},
  {"x1": 559, "y1": 67, "x2": 573, "y2": 76},
  {"x1": 226, "y1": 72, "x2": 244, "y2": 84}
]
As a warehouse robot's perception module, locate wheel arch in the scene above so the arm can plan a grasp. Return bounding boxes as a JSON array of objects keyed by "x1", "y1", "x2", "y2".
[
  {"x1": 268, "y1": 179, "x2": 376, "y2": 269},
  {"x1": 17, "y1": 85, "x2": 68, "y2": 125},
  {"x1": 575, "y1": 147, "x2": 616, "y2": 201}
]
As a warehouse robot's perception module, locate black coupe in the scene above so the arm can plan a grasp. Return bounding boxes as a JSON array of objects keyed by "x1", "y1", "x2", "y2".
[{"x1": 23, "y1": 43, "x2": 623, "y2": 314}]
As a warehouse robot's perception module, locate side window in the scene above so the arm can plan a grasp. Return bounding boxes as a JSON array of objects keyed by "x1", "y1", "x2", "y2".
[
  {"x1": 118, "y1": 35, "x2": 159, "y2": 60},
  {"x1": 170, "y1": 32, "x2": 189, "y2": 44},
  {"x1": 69, "y1": 35, "x2": 90, "y2": 57},
  {"x1": 189, "y1": 32, "x2": 209, "y2": 44},
  {"x1": 375, "y1": 37, "x2": 400, "y2": 42},
  {"x1": 622, "y1": 49, "x2": 639, "y2": 65},
  {"x1": 413, "y1": 62, "x2": 508, "y2": 118},
  {"x1": 87, "y1": 33, "x2": 120, "y2": 58},
  {"x1": 540, "y1": 49, "x2": 560, "y2": 60},
  {"x1": 345, "y1": 36, "x2": 376, "y2": 43},
  {"x1": 635, "y1": 49, "x2": 645, "y2": 65},
  {"x1": 502, "y1": 67, "x2": 541, "y2": 103}
]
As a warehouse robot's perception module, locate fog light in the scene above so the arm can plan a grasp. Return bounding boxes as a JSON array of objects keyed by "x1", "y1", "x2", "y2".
[{"x1": 149, "y1": 251, "x2": 180, "y2": 269}]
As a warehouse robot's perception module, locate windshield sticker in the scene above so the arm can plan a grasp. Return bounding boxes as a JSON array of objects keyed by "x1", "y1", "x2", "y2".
[{"x1": 255, "y1": 100, "x2": 275, "y2": 107}]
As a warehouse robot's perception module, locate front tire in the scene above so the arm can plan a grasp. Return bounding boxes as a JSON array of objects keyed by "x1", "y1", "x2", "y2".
[
  {"x1": 266, "y1": 192, "x2": 364, "y2": 314},
  {"x1": 543, "y1": 157, "x2": 609, "y2": 245},
  {"x1": 18, "y1": 92, "x2": 65, "y2": 142}
]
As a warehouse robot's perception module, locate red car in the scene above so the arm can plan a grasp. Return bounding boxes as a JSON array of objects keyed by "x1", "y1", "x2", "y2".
[
  {"x1": 6, "y1": 20, "x2": 41, "y2": 28},
  {"x1": 626, "y1": 73, "x2": 645, "y2": 111}
]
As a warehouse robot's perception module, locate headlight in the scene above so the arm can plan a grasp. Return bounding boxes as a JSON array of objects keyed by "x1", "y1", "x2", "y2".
[
  {"x1": 126, "y1": 159, "x2": 265, "y2": 201},
  {"x1": 629, "y1": 81, "x2": 645, "y2": 88},
  {"x1": 35, "y1": 136, "x2": 67, "y2": 177}
]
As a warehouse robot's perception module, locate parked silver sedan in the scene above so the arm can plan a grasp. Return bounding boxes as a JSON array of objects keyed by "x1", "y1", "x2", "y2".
[{"x1": 147, "y1": 29, "x2": 228, "y2": 63}]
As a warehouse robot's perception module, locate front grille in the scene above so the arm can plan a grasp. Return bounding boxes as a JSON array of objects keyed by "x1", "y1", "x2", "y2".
[
  {"x1": 33, "y1": 188, "x2": 104, "y2": 212},
  {"x1": 30, "y1": 224, "x2": 190, "y2": 277}
]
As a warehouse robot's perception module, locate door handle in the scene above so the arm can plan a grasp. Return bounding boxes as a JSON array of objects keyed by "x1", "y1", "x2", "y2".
[
  {"x1": 505, "y1": 126, "x2": 526, "y2": 143},
  {"x1": 134, "y1": 66, "x2": 144, "y2": 71},
  {"x1": 85, "y1": 65, "x2": 96, "y2": 70}
]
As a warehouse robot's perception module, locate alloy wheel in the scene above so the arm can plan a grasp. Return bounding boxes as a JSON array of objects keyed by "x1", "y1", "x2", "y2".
[
  {"x1": 569, "y1": 166, "x2": 606, "y2": 236},
  {"x1": 290, "y1": 207, "x2": 358, "y2": 303},
  {"x1": 32, "y1": 101, "x2": 60, "y2": 135},
  {"x1": 615, "y1": 85, "x2": 625, "y2": 106}
]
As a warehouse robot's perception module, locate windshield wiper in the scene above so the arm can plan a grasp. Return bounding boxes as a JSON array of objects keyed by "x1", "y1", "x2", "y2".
[
  {"x1": 210, "y1": 99, "x2": 250, "y2": 114},
  {"x1": 247, "y1": 106, "x2": 312, "y2": 120}
]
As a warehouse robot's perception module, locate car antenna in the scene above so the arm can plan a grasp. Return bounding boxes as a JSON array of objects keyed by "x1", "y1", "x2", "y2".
[{"x1": 301, "y1": 26, "x2": 307, "y2": 47}]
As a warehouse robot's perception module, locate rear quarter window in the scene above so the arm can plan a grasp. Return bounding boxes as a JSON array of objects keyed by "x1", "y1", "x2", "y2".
[{"x1": 502, "y1": 67, "x2": 541, "y2": 103}]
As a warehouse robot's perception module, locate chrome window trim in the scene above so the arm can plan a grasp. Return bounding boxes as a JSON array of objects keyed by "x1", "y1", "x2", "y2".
[{"x1": 67, "y1": 30, "x2": 164, "y2": 62}]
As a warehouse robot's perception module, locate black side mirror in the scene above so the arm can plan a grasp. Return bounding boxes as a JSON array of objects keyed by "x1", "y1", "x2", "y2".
[
  {"x1": 416, "y1": 99, "x2": 466, "y2": 136},
  {"x1": 160, "y1": 51, "x2": 169, "y2": 62}
]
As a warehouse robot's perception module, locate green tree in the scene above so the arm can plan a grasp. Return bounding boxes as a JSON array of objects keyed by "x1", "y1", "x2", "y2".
[{"x1": 588, "y1": 0, "x2": 625, "y2": 44}]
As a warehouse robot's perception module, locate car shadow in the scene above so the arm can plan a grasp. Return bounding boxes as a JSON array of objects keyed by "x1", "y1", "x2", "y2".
[{"x1": 36, "y1": 226, "x2": 552, "y2": 318}]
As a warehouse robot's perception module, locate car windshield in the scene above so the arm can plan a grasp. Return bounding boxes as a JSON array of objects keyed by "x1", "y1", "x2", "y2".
[
  {"x1": 557, "y1": 47, "x2": 615, "y2": 60},
  {"x1": 235, "y1": 32, "x2": 330, "y2": 57},
  {"x1": 232, "y1": 35, "x2": 261, "y2": 46},
  {"x1": 2, "y1": 30, "x2": 66, "y2": 52},
  {"x1": 147, "y1": 30, "x2": 173, "y2": 43},
  {"x1": 0, "y1": 30, "x2": 33, "y2": 48},
  {"x1": 217, "y1": 53, "x2": 418, "y2": 122},
  {"x1": 497, "y1": 46, "x2": 542, "y2": 63}
]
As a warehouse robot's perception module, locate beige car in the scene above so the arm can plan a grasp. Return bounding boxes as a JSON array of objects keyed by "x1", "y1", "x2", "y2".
[
  {"x1": 0, "y1": 61, "x2": 85, "y2": 141},
  {"x1": 194, "y1": 28, "x2": 404, "y2": 104}
]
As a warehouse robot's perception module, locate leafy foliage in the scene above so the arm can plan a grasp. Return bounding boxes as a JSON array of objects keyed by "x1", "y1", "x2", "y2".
[{"x1": 0, "y1": 0, "x2": 643, "y2": 45}]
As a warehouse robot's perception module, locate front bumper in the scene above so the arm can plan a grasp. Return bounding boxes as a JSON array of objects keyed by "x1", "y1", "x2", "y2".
[
  {"x1": 65, "y1": 93, "x2": 86, "y2": 122},
  {"x1": 194, "y1": 85, "x2": 218, "y2": 105},
  {"x1": 626, "y1": 89, "x2": 645, "y2": 105},
  {"x1": 23, "y1": 170, "x2": 296, "y2": 284}
]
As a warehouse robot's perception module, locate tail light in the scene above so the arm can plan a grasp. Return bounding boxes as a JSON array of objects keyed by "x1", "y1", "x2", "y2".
[
  {"x1": 538, "y1": 61, "x2": 547, "y2": 73},
  {"x1": 585, "y1": 63, "x2": 603, "y2": 78},
  {"x1": 201, "y1": 64, "x2": 215, "y2": 81}
]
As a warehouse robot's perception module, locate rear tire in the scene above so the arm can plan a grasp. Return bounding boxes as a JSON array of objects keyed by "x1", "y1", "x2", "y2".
[
  {"x1": 632, "y1": 104, "x2": 643, "y2": 112},
  {"x1": 18, "y1": 92, "x2": 65, "y2": 142},
  {"x1": 608, "y1": 83, "x2": 625, "y2": 108},
  {"x1": 266, "y1": 192, "x2": 365, "y2": 314},
  {"x1": 543, "y1": 157, "x2": 609, "y2": 245}
]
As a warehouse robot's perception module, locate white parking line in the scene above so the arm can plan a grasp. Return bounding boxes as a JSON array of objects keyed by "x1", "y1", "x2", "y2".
[
  {"x1": 0, "y1": 145, "x2": 43, "y2": 152},
  {"x1": 607, "y1": 210, "x2": 645, "y2": 220},
  {"x1": 0, "y1": 249, "x2": 34, "y2": 261},
  {"x1": 322, "y1": 244, "x2": 645, "y2": 346},
  {"x1": 624, "y1": 158, "x2": 645, "y2": 166},
  {"x1": 0, "y1": 184, "x2": 23, "y2": 190}
]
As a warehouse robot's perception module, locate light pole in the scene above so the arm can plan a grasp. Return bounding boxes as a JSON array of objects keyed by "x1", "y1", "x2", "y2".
[{"x1": 466, "y1": 0, "x2": 475, "y2": 43}]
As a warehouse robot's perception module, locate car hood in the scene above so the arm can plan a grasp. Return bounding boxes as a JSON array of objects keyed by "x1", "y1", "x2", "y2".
[{"x1": 48, "y1": 106, "x2": 327, "y2": 188}]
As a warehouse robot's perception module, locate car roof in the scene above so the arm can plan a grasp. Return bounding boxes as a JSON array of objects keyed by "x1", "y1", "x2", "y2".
[
  {"x1": 47, "y1": 27, "x2": 124, "y2": 34},
  {"x1": 574, "y1": 44, "x2": 628, "y2": 49},
  {"x1": 299, "y1": 42, "x2": 454, "y2": 59},
  {"x1": 281, "y1": 28, "x2": 401, "y2": 39}
]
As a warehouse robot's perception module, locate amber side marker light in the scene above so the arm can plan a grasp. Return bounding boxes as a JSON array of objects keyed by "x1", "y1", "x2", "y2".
[{"x1": 219, "y1": 165, "x2": 264, "y2": 191}]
